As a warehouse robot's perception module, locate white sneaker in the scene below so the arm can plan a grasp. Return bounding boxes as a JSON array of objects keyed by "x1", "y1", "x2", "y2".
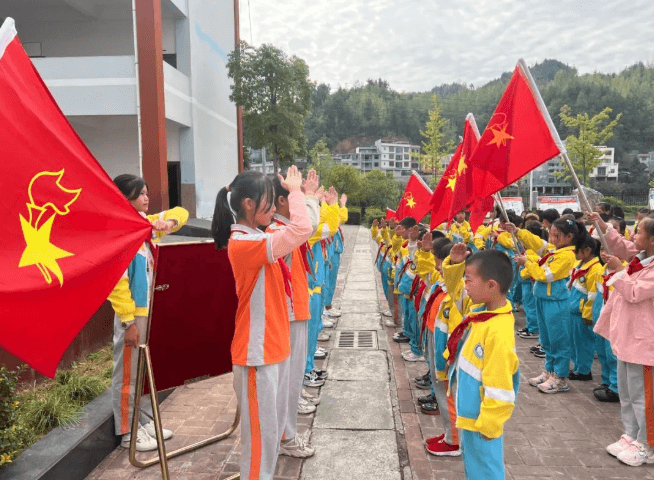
[
  {"x1": 607, "y1": 435, "x2": 635, "y2": 457},
  {"x1": 298, "y1": 397, "x2": 317, "y2": 414},
  {"x1": 279, "y1": 434, "x2": 315, "y2": 458},
  {"x1": 382, "y1": 309, "x2": 392, "y2": 317},
  {"x1": 316, "y1": 347, "x2": 327, "y2": 354},
  {"x1": 617, "y1": 440, "x2": 654, "y2": 466},
  {"x1": 402, "y1": 352, "x2": 425, "y2": 362},
  {"x1": 321, "y1": 317, "x2": 335, "y2": 328},
  {"x1": 121, "y1": 425, "x2": 158, "y2": 452},
  {"x1": 318, "y1": 332, "x2": 330, "y2": 342},
  {"x1": 385, "y1": 319, "x2": 398, "y2": 327},
  {"x1": 314, "y1": 349, "x2": 327, "y2": 359},
  {"x1": 326, "y1": 308, "x2": 341, "y2": 318},
  {"x1": 302, "y1": 388, "x2": 321, "y2": 405},
  {"x1": 144, "y1": 421, "x2": 173, "y2": 440},
  {"x1": 303, "y1": 371, "x2": 325, "y2": 387}
]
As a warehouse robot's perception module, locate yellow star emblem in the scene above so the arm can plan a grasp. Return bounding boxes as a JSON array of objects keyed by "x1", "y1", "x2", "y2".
[
  {"x1": 457, "y1": 155, "x2": 467, "y2": 176},
  {"x1": 446, "y1": 175, "x2": 457, "y2": 191},
  {"x1": 405, "y1": 196, "x2": 417, "y2": 208},
  {"x1": 487, "y1": 124, "x2": 514, "y2": 148},
  {"x1": 19, "y1": 214, "x2": 74, "y2": 285}
]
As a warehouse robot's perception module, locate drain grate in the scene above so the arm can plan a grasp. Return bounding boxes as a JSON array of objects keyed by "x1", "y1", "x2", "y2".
[{"x1": 336, "y1": 331, "x2": 378, "y2": 349}]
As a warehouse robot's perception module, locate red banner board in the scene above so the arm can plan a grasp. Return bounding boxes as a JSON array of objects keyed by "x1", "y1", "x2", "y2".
[{"x1": 146, "y1": 241, "x2": 237, "y2": 393}]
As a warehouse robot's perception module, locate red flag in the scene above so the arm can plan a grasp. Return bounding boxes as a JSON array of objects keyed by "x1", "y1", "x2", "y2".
[
  {"x1": 468, "y1": 59, "x2": 564, "y2": 213},
  {"x1": 385, "y1": 208, "x2": 396, "y2": 220},
  {"x1": 0, "y1": 18, "x2": 152, "y2": 377},
  {"x1": 428, "y1": 144, "x2": 461, "y2": 229},
  {"x1": 429, "y1": 114, "x2": 481, "y2": 229},
  {"x1": 395, "y1": 171, "x2": 432, "y2": 222},
  {"x1": 468, "y1": 196, "x2": 495, "y2": 231}
]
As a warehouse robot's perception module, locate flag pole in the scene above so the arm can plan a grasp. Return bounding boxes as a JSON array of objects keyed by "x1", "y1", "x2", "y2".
[
  {"x1": 560, "y1": 152, "x2": 611, "y2": 254},
  {"x1": 493, "y1": 192, "x2": 523, "y2": 254}
]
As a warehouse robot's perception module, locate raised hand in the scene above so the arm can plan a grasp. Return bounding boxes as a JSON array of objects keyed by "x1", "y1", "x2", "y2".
[
  {"x1": 603, "y1": 253, "x2": 625, "y2": 272},
  {"x1": 504, "y1": 222, "x2": 517, "y2": 234},
  {"x1": 340, "y1": 193, "x2": 348, "y2": 207},
  {"x1": 409, "y1": 224, "x2": 420, "y2": 241},
  {"x1": 372, "y1": 219, "x2": 379, "y2": 228},
  {"x1": 380, "y1": 219, "x2": 387, "y2": 228},
  {"x1": 586, "y1": 212, "x2": 608, "y2": 234},
  {"x1": 316, "y1": 185, "x2": 326, "y2": 202},
  {"x1": 279, "y1": 165, "x2": 302, "y2": 192},
  {"x1": 304, "y1": 169, "x2": 319, "y2": 196},
  {"x1": 421, "y1": 232, "x2": 433, "y2": 251},
  {"x1": 449, "y1": 242, "x2": 470, "y2": 264}
]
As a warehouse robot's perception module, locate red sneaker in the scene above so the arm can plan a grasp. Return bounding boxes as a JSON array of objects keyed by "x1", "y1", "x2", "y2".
[
  {"x1": 426, "y1": 438, "x2": 461, "y2": 457},
  {"x1": 425, "y1": 433, "x2": 445, "y2": 446}
]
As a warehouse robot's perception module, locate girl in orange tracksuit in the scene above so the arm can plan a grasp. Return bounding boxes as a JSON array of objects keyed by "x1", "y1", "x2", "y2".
[{"x1": 212, "y1": 167, "x2": 312, "y2": 480}]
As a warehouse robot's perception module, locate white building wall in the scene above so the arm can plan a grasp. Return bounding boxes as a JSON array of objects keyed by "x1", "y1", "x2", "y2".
[
  {"x1": 14, "y1": 19, "x2": 135, "y2": 57},
  {"x1": 186, "y1": 0, "x2": 238, "y2": 219}
]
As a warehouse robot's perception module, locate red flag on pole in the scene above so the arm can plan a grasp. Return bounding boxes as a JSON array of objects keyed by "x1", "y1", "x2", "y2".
[
  {"x1": 467, "y1": 59, "x2": 564, "y2": 224},
  {"x1": 429, "y1": 114, "x2": 481, "y2": 229},
  {"x1": 395, "y1": 171, "x2": 433, "y2": 222},
  {"x1": 0, "y1": 18, "x2": 152, "y2": 377},
  {"x1": 385, "y1": 208, "x2": 396, "y2": 220}
]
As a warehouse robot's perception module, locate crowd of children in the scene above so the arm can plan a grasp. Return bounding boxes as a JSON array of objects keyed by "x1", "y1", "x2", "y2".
[
  {"x1": 372, "y1": 201, "x2": 654, "y2": 476},
  {"x1": 210, "y1": 167, "x2": 348, "y2": 479},
  {"x1": 106, "y1": 164, "x2": 654, "y2": 477}
]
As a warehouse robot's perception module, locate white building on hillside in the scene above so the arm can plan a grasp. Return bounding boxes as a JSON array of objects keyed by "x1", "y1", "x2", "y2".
[
  {"x1": 334, "y1": 139, "x2": 420, "y2": 177},
  {"x1": 590, "y1": 147, "x2": 619, "y2": 182},
  {"x1": 1, "y1": 0, "x2": 239, "y2": 218}
]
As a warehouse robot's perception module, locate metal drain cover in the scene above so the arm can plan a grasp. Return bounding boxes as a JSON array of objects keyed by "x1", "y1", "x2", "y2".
[{"x1": 336, "y1": 331, "x2": 378, "y2": 349}]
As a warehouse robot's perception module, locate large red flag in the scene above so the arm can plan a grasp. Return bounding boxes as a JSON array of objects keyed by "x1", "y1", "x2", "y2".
[
  {"x1": 468, "y1": 59, "x2": 564, "y2": 218},
  {"x1": 395, "y1": 171, "x2": 432, "y2": 222},
  {"x1": 429, "y1": 114, "x2": 481, "y2": 228},
  {"x1": 385, "y1": 208, "x2": 396, "y2": 220},
  {"x1": 0, "y1": 18, "x2": 152, "y2": 377}
]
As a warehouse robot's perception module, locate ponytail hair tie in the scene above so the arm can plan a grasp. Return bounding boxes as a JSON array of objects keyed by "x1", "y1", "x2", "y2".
[{"x1": 567, "y1": 219, "x2": 574, "y2": 225}]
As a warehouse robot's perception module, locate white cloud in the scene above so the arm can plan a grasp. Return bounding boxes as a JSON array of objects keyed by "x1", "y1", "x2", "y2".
[{"x1": 239, "y1": 0, "x2": 654, "y2": 92}]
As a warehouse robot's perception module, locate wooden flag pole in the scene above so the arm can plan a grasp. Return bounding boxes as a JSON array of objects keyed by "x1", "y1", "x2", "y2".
[{"x1": 560, "y1": 152, "x2": 612, "y2": 254}]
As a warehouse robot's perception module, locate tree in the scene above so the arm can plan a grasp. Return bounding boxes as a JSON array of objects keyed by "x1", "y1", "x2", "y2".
[
  {"x1": 227, "y1": 41, "x2": 312, "y2": 174},
  {"x1": 307, "y1": 140, "x2": 334, "y2": 179},
  {"x1": 557, "y1": 105, "x2": 622, "y2": 185},
  {"x1": 358, "y1": 170, "x2": 402, "y2": 218},
  {"x1": 411, "y1": 95, "x2": 453, "y2": 179},
  {"x1": 321, "y1": 165, "x2": 363, "y2": 203}
]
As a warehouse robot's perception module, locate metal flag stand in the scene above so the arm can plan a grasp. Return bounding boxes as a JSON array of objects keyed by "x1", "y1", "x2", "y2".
[{"x1": 125, "y1": 243, "x2": 241, "y2": 480}]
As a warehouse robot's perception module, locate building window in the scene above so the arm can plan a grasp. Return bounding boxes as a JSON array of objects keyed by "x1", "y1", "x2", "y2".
[
  {"x1": 598, "y1": 167, "x2": 606, "y2": 176},
  {"x1": 548, "y1": 177, "x2": 555, "y2": 183},
  {"x1": 374, "y1": 162, "x2": 379, "y2": 167},
  {"x1": 389, "y1": 161, "x2": 395, "y2": 168}
]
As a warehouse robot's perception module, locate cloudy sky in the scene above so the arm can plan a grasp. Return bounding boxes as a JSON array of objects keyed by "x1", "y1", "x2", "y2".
[{"x1": 238, "y1": 0, "x2": 654, "y2": 92}]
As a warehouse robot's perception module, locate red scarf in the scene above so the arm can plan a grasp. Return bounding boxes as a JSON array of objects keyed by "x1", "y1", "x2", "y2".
[
  {"x1": 413, "y1": 280, "x2": 427, "y2": 313},
  {"x1": 568, "y1": 258, "x2": 600, "y2": 289},
  {"x1": 627, "y1": 257, "x2": 644, "y2": 276},
  {"x1": 538, "y1": 251, "x2": 555, "y2": 267},
  {"x1": 602, "y1": 271, "x2": 617, "y2": 302},
  {"x1": 277, "y1": 257, "x2": 294, "y2": 311},
  {"x1": 421, "y1": 285, "x2": 444, "y2": 337},
  {"x1": 447, "y1": 311, "x2": 499, "y2": 366}
]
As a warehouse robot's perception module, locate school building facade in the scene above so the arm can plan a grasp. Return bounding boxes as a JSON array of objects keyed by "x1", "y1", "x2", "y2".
[{"x1": 1, "y1": 0, "x2": 241, "y2": 219}]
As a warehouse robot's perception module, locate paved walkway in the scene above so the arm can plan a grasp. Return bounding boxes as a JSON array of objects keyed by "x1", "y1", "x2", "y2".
[{"x1": 87, "y1": 225, "x2": 654, "y2": 479}]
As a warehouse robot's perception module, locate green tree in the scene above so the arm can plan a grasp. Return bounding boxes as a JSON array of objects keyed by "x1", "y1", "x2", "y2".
[
  {"x1": 227, "y1": 41, "x2": 313, "y2": 174},
  {"x1": 411, "y1": 95, "x2": 453, "y2": 178},
  {"x1": 307, "y1": 140, "x2": 334, "y2": 179},
  {"x1": 321, "y1": 165, "x2": 363, "y2": 203},
  {"x1": 558, "y1": 106, "x2": 622, "y2": 185},
  {"x1": 358, "y1": 170, "x2": 402, "y2": 218}
]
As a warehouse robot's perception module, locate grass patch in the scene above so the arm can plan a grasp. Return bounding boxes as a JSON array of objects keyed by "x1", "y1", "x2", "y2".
[{"x1": 0, "y1": 345, "x2": 113, "y2": 467}]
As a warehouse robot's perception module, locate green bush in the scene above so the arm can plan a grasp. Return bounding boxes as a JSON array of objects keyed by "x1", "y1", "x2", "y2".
[
  {"x1": 0, "y1": 365, "x2": 33, "y2": 466},
  {"x1": 21, "y1": 395, "x2": 80, "y2": 435},
  {"x1": 363, "y1": 207, "x2": 384, "y2": 227}
]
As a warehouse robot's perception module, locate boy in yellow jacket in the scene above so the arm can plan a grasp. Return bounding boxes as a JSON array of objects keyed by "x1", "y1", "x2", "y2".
[{"x1": 443, "y1": 244, "x2": 520, "y2": 480}]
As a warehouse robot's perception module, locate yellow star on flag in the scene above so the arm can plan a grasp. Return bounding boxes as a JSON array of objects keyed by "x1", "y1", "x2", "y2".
[
  {"x1": 19, "y1": 214, "x2": 74, "y2": 286},
  {"x1": 457, "y1": 154, "x2": 467, "y2": 176},
  {"x1": 487, "y1": 124, "x2": 514, "y2": 148},
  {"x1": 446, "y1": 175, "x2": 457, "y2": 191},
  {"x1": 405, "y1": 196, "x2": 417, "y2": 208}
]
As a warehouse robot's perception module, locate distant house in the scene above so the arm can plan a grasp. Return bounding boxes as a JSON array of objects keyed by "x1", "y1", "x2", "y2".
[
  {"x1": 590, "y1": 147, "x2": 619, "y2": 182},
  {"x1": 333, "y1": 139, "x2": 421, "y2": 177}
]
